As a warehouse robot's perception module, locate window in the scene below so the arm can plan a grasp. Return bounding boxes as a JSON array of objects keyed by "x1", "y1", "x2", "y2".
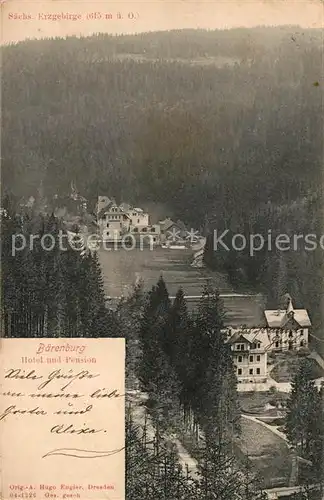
[
  {"x1": 137, "y1": 219, "x2": 140, "y2": 223},
  {"x1": 133, "y1": 227, "x2": 138, "y2": 233},
  {"x1": 236, "y1": 343, "x2": 245, "y2": 351},
  {"x1": 300, "y1": 340, "x2": 304, "y2": 347},
  {"x1": 256, "y1": 368, "x2": 260, "y2": 375},
  {"x1": 249, "y1": 368, "x2": 253, "y2": 375},
  {"x1": 151, "y1": 227, "x2": 156, "y2": 232},
  {"x1": 142, "y1": 227, "x2": 147, "y2": 232},
  {"x1": 106, "y1": 223, "x2": 109, "y2": 228},
  {"x1": 238, "y1": 355, "x2": 243, "y2": 363},
  {"x1": 257, "y1": 343, "x2": 261, "y2": 348},
  {"x1": 249, "y1": 355, "x2": 254, "y2": 362},
  {"x1": 237, "y1": 369, "x2": 242, "y2": 375},
  {"x1": 251, "y1": 343, "x2": 257, "y2": 350},
  {"x1": 256, "y1": 355, "x2": 261, "y2": 362},
  {"x1": 106, "y1": 231, "x2": 110, "y2": 236},
  {"x1": 275, "y1": 341, "x2": 279, "y2": 348},
  {"x1": 289, "y1": 331, "x2": 293, "y2": 338}
]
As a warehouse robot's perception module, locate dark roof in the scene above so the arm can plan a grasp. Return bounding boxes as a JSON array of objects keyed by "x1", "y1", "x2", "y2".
[{"x1": 97, "y1": 205, "x2": 131, "y2": 220}]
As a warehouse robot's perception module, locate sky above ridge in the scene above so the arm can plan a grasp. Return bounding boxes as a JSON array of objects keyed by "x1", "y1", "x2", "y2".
[{"x1": 1, "y1": 0, "x2": 323, "y2": 44}]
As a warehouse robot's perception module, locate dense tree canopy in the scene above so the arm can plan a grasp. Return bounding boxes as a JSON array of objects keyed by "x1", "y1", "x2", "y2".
[
  {"x1": 1, "y1": 207, "x2": 119, "y2": 338},
  {"x1": 2, "y1": 27, "x2": 322, "y2": 219},
  {"x1": 2, "y1": 28, "x2": 323, "y2": 343}
]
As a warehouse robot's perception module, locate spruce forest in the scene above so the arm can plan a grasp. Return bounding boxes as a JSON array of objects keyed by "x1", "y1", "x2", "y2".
[
  {"x1": 0, "y1": 206, "x2": 268, "y2": 497},
  {"x1": 2, "y1": 25, "x2": 324, "y2": 498},
  {"x1": 2, "y1": 27, "x2": 323, "y2": 346}
]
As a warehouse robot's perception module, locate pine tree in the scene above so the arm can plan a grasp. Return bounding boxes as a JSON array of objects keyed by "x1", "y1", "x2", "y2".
[
  {"x1": 42, "y1": 214, "x2": 62, "y2": 336},
  {"x1": 202, "y1": 337, "x2": 240, "y2": 444},
  {"x1": 189, "y1": 283, "x2": 224, "y2": 412},
  {"x1": 117, "y1": 279, "x2": 145, "y2": 340},
  {"x1": 203, "y1": 233, "x2": 214, "y2": 269},
  {"x1": 1, "y1": 205, "x2": 24, "y2": 333},
  {"x1": 54, "y1": 258, "x2": 68, "y2": 337},
  {"x1": 285, "y1": 360, "x2": 320, "y2": 455},
  {"x1": 139, "y1": 276, "x2": 171, "y2": 354},
  {"x1": 137, "y1": 339, "x2": 181, "y2": 429},
  {"x1": 61, "y1": 244, "x2": 84, "y2": 337},
  {"x1": 168, "y1": 288, "x2": 196, "y2": 427},
  {"x1": 79, "y1": 250, "x2": 112, "y2": 337},
  {"x1": 183, "y1": 283, "x2": 240, "y2": 446},
  {"x1": 118, "y1": 280, "x2": 145, "y2": 388},
  {"x1": 198, "y1": 442, "x2": 238, "y2": 499},
  {"x1": 305, "y1": 385, "x2": 324, "y2": 477},
  {"x1": 126, "y1": 409, "x2": 199, "y2": 499},
  {"x1": 197, "y1": 282, "x2": 225, "y2": 334},
  {"x1": 197, "y1": 441, "x2": 267, "y2": 500},
  {"x1": 152, "y1": 275, "x2": 171, "y2": 318},
  {"x1": 239, "y1": 454, "x2": 268, "y2": 500},
  {"x1": 166, "y1": 287, "x2": 188, "y2": 360}
]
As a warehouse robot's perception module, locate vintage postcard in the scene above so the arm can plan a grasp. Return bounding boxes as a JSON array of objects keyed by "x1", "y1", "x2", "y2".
[
  {"x1": 1, "y1": 0, "x2": 324, "y2": 499},
  {"x1": 0, "y1": 338, "x2": 125, "y2": 500}
]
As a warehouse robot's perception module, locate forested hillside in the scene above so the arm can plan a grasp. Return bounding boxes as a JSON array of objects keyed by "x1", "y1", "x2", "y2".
[
  {"x1": 2, "y1": 27, "x2": 322, "y2": 214},
  {"x1": 2, "y1": 27, "x2": 323, "y2": 342}
]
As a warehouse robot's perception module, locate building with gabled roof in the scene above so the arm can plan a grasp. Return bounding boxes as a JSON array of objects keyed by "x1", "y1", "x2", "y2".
[
  {"x1": 127, "y1": 207, "x2": 149, "y2": 227},
  {"x1": 264, "y1": 297, "x2": 310, "y2": 351},
  {"x1": 264, "y1": 297, "x2": 311, "y2": 329},
  {"x1": 159, "y1": 218, "x2": 188, "y2": 245},
  {"x1": 96, "y1": 197, "x2": 159, "y2": 245},
  {"x1": 98, "y1": 203, "x2": 131, "y2": 243},
  {"x1": 225, "y1": 327, "x2": 269, "y2": 382}
]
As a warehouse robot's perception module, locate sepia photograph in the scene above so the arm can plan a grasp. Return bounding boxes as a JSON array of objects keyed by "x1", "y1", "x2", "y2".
[{"x1": 1, "y1": 0, "x2": 324, "y2": 498}]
